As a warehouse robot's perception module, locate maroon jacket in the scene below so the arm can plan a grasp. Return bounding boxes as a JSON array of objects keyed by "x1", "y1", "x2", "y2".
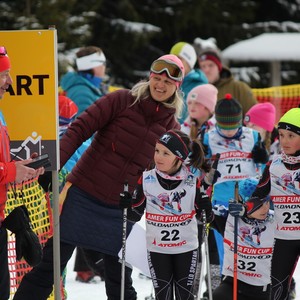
[{"x1": 60, "y1": 89, "x2": 180, "y2": 206}]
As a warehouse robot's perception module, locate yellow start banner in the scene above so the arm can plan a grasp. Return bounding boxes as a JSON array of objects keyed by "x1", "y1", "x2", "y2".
[{"x1": 0, "y1": 29, "x2": 58, "y2": 170}]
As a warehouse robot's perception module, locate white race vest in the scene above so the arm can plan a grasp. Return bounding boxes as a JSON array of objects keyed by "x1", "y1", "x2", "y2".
[
  {"x1": 206, "y1": 127, "x2": 258, "y2": 206},
  {"x1": 270, "y1": 156, "x2": 300, "y2": 239},
  {"x1": 143, "y1": 169, "x2": 198, "y2": 254},
  {"x1": 222, "y1": 213, "x2": 275, "y2": 286}
]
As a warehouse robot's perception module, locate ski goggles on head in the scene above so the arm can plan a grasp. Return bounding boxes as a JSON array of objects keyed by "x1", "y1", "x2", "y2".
[
  {"x1": 0, "y1": 47, "x2": 7, "y2": 56},
  {"x1": 150, "y1": 59, "x2": 183, "y2": 82}
]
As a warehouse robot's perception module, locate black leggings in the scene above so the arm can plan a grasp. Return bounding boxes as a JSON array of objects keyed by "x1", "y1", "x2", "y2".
[
  {"x1": 213, "y1": 276, "x2": 271, "y2": 300},
  {"x1": 0, "y1": 228, "x2": 9, "y2": 300},
  {"x1": 271, "y1": 238, "x2": 300, "y2": 300},
  {"x1": 148, "y1": 249, "x2": 198, "y2": 300}
]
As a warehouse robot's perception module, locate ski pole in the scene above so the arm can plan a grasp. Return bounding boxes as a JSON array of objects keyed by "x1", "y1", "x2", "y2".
[
  {"x1": 233, "y1": 181, "x2": 239, "y2": 300},
  {"x1": 202, "y1": 209, "x2": 213, "y2": 300},
  {"x1": 121, "y1": 181, "x2": 128, "y2": 300},
  {"x1": 197, "y1": 153, "x2": 220, "y2": 300},
  {"x1": 197, "y1": 241, "x2": 205, "y2": 300}
]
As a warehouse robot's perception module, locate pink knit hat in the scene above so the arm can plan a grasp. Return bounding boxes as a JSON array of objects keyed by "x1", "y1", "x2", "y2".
[
  {"x1": 150, "y1": 54, "x2": 185, "y2": 88},
  {"x1": 244, "y1": 102, "x2": 276, "y2": 132},
  {"x1": 187, "y1": 84, "x2": 218, "y2": 114}
]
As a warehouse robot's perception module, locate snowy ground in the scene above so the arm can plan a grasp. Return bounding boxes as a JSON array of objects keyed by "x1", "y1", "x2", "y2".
[
  {"x1": 64, "y1": 251, "x2": 300, "y2": 300},
  {"x1": 65, "y1": 251, "x2": 154, "y2": 299},
  {"x1": 63, "y1": 216, "x2": 300, "y2": 299}
]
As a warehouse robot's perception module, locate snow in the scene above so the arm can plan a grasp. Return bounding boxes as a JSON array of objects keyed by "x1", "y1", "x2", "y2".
[
  {"x1": 62, "y1": 215, "x2": 300, "y2": 299},
  {"x1": 222, "y1": 33, "x2": 300, "y2": 61},
  {"x1": 65, "y1": 252, "x2": 154, "y2": 299},
  {"x1": 64, "y1": 247, "x2": 300, "y2": 299}
]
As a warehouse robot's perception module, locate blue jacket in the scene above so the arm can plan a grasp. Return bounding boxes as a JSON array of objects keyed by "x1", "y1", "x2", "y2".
[
  {"x1": 179, "y1": 69, "x2": 208, "y2": 124},
  {"x1": 60, "y1": 72, "x2": 103, "y2": 116}
]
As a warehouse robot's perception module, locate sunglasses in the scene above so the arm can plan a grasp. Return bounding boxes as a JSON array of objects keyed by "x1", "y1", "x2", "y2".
[
  {"x1": 0, "y1": 46, "x2": 7, "y2": 56},
  {"x1": 150, "y1": 59, "x2": 183, "y2": 82}
]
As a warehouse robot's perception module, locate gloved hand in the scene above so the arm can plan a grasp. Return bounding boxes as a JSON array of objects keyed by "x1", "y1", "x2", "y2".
[
  {"x1": 119, "y1": 191, "x2": 132, "y2": 209},
  {"x1": 38, "y1": 171, "x2": 52, "y2": 192},
  {"x1": 251, "y1": 141, "x2": 269, "y2": 164},
  {"x1": 212, "y1": 204, "x2": 228, "y2": 217},
  {"x1": 2, "y1": 205, "x2": 42, "y2": 267},
  {"x1": 204, "y1": 153, "x2": 221, "y2": 186},
  {"x1": 196, "y1": 191, "x2": 213, "y2": 223},
  {"x1": 204, "y1": 169, "x2": 221, "y2": 186},
  {"x1": 228, "y1": 201, "x2": 246, "y2": 217}
]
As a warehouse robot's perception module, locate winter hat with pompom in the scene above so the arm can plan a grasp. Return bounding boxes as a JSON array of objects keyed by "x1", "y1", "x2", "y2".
[{"x1": 215, "y1": 94, "x2": 242, "y2": 130}]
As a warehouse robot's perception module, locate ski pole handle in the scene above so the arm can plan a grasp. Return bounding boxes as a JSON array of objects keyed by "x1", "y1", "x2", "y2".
[{"x1": 212, "y1": 153, "x2": 220, "y2": 169}]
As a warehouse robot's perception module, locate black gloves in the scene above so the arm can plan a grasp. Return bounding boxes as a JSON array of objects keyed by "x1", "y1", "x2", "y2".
[
  {"x1": 228, "y1": 201, "x2": 246, "y2": 217},
  {"x1": 202, "y1": 153, "x2": 221, "y2": 189},
  {"x1": 2, "y1": 205, "x2": 42, "y2": 267},
  {"x1": 119, "y1": 191, "x2": 132, "y2": 209},
  {"x1": 252, "y1": 141, "x2": 269, "y2": 164},
  {"x1": 204, "y1": 168, "x2": 221, "y2": 186},
  {"x1": 38, "y1": 171, "x2": 52, "y2": 192},
  {"x1": 196, "y1": 191, "x2": 213, "y2": 223}
]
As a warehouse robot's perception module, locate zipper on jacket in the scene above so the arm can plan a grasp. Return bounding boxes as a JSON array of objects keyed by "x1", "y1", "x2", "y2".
[{"x1": 111, "y1": 142, "x2": 116, "y2": 152}]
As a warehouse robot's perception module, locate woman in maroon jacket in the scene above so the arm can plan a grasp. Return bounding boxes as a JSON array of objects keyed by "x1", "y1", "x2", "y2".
[{"x1": 14, "y1": 54, "x2": 185, "y2": 300}]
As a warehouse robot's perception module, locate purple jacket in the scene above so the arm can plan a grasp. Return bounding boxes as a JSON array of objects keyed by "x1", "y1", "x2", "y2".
[{"x1": 60, "y1": 89, "x2": 180, "y2": 206}]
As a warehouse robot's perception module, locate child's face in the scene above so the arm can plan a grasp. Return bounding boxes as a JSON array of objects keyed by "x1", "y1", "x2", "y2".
[
  {"x1": 248, "y1": 200, "x2": 270, "y2": 220},
  {"x1": 278, "y1": 129, "x2": 300, "y2": 155},
  {"x1": 219, "y1": 128, "x2": 239, "y2": 138},
  {"x1": 187, "y1": 100, "x2": 211, "y2": 121},
  {"x1": 154, "y1": 143, "x2": 181, "y2": 174},
  {"x1": 246, "y1": 122, "x2": 267, "y2": 141}
]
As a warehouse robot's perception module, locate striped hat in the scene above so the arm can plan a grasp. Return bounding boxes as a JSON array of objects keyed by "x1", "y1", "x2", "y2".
[{"x1": 215, "y1": 94, "x2": 242, "y2": 130}]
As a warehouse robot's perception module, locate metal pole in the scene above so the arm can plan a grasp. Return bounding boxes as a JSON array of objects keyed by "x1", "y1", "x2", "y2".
[
  {"x1": 202, "y1": 210, "x2": 213, "y2": 300},
  {"x1": 52, "y1": 171, "x2": 61, "y2": 300},
  {"x1": 233, "y1": 182, "x2": 239, "y2": 300},
  {"x1": 120, "y1": 181, "x2": 128, "y2": 300}
]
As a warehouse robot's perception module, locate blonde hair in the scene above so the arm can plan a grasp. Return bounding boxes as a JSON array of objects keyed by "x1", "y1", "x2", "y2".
[
  {"x1": 130, "y1": 80, "x2": 183, "y2": 118},
  {"x1": 264, "y1": 131, "x2": 272, "y2": 153}
]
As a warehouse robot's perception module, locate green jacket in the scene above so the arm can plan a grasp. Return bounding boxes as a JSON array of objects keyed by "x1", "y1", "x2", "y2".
[{"x1": 214, "y1": 66, "x2": 257, "y2": 115}]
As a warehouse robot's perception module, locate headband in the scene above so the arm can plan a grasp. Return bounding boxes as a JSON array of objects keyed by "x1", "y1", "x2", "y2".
[
  {"x1": 76, "y1": 52, "x2": 106, "y2": 71},
  {"x1": 158, "y1": 131, "x2": 189, "y2": 161}
]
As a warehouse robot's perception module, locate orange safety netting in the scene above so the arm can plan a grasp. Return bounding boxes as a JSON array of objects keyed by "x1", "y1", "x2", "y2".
[{"x1": 253, "y1": 84, "x2": 300, "y2": 124}]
